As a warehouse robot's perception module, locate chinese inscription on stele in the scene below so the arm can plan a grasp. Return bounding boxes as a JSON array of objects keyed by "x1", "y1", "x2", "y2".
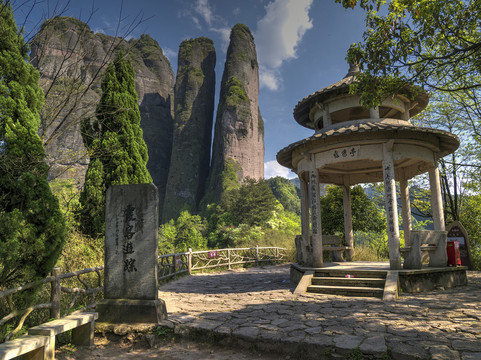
[{"x1": 121, "y1": 204, "x2": 144, "y2": 273}]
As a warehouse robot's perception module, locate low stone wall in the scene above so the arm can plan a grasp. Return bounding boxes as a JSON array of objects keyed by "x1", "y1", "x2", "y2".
[{"x1": 399, "y1": 266, "x2": 468, "y2": 293}]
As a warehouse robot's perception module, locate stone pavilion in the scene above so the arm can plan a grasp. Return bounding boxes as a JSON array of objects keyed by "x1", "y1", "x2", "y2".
[{"x1": 277, "y1": 64, "x2": 459, "y2": 270}]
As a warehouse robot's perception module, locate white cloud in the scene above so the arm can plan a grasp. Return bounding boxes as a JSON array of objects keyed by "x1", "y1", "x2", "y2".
[
  {"x1": 195, "y1": 0, "x2": 214, "y2": 26},
  {"x1": 163, "y1": 47, "x2": 177, "y2": 64},
  {"x1": 255, "y1": 0, "x2": 313, "y2": 90},
  {"x1": 259, "y1": 66, "x2": 281, "y2": 91},
  {"x1": 209, "y1": 27, "x2": 231, "y2": 53},
  {"x1": 264, "y1": 160, "x2": 296, "y2": 179}
]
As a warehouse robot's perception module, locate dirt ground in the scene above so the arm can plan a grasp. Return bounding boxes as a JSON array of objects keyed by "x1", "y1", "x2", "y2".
[{"x1": 55, "y1": 331, "x2": 284, "y2": 360}]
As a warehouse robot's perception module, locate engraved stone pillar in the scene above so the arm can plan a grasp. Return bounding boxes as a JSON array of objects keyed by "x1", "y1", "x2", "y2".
[
  {"x1": 383, "y1": 142, "x2": 401, "y2": 269},
  {"x1": 342, "y1": 182, "x2": 354, "y2": 261},
  {"x1": 429, "y1": 166, "x2": 445, "y2": 231},
  {"x1": 310, "y1": 168, "x2": 323, "y2": 268},
  {"x1": 299, "y1": 174, "x2": 310, "y2": 265},
  {"x1": 97, "y1": 184, "x2": 167, "y2": 323},
  {"x1": 400, "y1": 177, "x2": 412, "y2": 247}
]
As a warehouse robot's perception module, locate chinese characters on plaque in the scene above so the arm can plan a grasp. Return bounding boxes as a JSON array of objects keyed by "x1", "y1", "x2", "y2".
[{"x1": 331, "y1": 146, "x2": 361, "y2": 160}]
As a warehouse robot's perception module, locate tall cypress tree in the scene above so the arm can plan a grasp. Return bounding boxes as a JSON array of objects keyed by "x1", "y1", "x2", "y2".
[
  {"x1": 0, "y1": 1, "x2": 65, "y2": 287},
  {"x1": 79, "y1": 51, "x2": 152, "y2": 237}
]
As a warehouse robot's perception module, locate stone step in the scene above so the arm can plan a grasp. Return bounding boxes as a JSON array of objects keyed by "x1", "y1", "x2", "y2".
[
  {"x1": 307, "y1": 284, "x2": 384, "y2": 298},
  {"x1": 314, "y1": 270, "x2": 388, "y2": 279},
  {"x1": 311, "y1": 276, "x2": 385, "y2": 288}
]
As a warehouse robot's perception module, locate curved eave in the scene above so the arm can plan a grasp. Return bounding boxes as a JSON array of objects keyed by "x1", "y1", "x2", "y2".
[{"x1": 276, "y1": 122, "x2": 460, "y2": 170}]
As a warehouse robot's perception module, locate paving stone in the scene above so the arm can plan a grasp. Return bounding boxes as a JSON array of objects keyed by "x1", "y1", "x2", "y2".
[
  {"x1": 359, "y1": 335, "x2": 387, "y2": 357},
  {"x1": 389, "y1": 341, "x2": 429, "y2": 360},
  {"x1": 452, "y1": 339, "x2": 481, "y2": 352},
  {"x1": 461, "y1": 352, "x2": 481, "y2": 360},
  {"x1": 333, "y1": 334, "x2": 363, "y2": 352},
  {"x1": 430, "y1": 345, "x2": 460, "y2": 360},
  {"x1": 232, "y1": 326, "x2": 259, "y2": 340}
]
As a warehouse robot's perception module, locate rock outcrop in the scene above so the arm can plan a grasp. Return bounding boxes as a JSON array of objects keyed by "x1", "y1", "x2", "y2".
[
  {"x1": 206, "y1": 24, "x2": 264, "y2": 201},
  {"x1": 208, "y1": 24, "x2": 264, "y2": 199},
  {"x1": 162, "y1": 38, "x2": 216, "y2": 221},
  {"x1": 30, "y1": 17, "x2": 175, "y2": 212}
]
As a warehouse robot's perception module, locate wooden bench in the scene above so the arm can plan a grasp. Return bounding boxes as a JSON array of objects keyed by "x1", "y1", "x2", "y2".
[
  {"x1": 401, "y1": 230, "x2": 447, "y2": 269},
  {"x1": 0, "y1": 334, "x2": 51, "y2": 360},
  {"x1": 322, "y1": 235, "x2": 352, "y2": 262}
]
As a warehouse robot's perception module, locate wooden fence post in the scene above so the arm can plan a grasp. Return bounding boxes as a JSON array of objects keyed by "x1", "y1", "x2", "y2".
[
  {"x1": 228, "y1": 249, "x2": 231, "y2": 270},
  {"x1": 255, "y1": 245, "x2": 259, "y2": 266},
  {"x1": 276, "y1": 247, "x2": 279, "y2": 263},
  {"x1": 188, "y1": 248, "x2": 192, "y2": 275},
  {"x1": 50, "y1": 267, "x2": 61, "y2": 319}
]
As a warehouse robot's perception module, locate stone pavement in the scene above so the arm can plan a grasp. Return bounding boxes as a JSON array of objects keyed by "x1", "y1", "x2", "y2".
[{"x1": 158, "y1": 264, "x2": 481, "y2": 360}]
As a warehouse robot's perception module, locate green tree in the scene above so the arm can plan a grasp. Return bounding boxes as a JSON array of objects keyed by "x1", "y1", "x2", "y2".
[
  {"x1": 267, "y1": 176, "x2": 301, "y2": 215},
  {"x1": 320, "y1": 185, "x2": 385, "y2": 235},
  {"x1": 78, "y1": 52, "x2": 152, "y2": 237},
  {"x1": 0, "y1": 1, "x2": 65, "y2": 288},
  {"x1": 337, "y1": 0, "x2": 481, "y2": 109}
]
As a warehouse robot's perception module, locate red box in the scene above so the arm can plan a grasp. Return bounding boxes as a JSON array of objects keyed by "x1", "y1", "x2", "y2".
[{"x1": 447, "y1": 241, "x2": 461, "y2": 266}]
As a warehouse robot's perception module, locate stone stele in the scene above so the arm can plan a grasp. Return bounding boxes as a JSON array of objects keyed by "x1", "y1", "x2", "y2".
[{"x1": 97, "y1": 183, "x2": 167, "y2": 323}]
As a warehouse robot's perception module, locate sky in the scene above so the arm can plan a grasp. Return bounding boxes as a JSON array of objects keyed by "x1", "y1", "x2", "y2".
[{"x1": 13, "y1": 0, "x2": 369, "y2": 179}]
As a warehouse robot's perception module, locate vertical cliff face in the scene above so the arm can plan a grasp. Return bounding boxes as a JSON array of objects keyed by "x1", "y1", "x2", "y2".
[
  {"x1": 30, "y1": 18, "x2": 175, "y2": 212},
  {"x1": 206, "y1": 24, "x2": 264, "y2": 200},
  {"x1": 162, "y1": 38, "x2": 216, "y2": 222}
]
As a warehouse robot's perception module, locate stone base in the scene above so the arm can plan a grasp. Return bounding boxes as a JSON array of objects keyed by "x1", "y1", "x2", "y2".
[{"x1": 96, "y1": 299, "x2": 167, "y2": 324}]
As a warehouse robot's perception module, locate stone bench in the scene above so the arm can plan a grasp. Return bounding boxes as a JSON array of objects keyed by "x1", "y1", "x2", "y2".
[
  {"x1": 401, "y1": 230, "x2": 447, "y2": 269},
  {"x1": 322, "y1": 235, "x2": 352, "y2": 262},
  {"x1": 0, "y1": 334, "x2": 51, "y2": 360},
  {"x1": 21, "y1": 312, "x2": 98, "y2": 359}
]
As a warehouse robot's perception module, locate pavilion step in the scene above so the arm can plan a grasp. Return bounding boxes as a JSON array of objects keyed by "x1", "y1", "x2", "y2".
[
  {"x1": 307, "y1": 284, "x2": 385, "y2": 298},
  {"x1": 311, "y1": 276, "x2": 385, "y2": 288},
  {"x1": 314, "y1": 270, "x2": 388, "y2": 279}
]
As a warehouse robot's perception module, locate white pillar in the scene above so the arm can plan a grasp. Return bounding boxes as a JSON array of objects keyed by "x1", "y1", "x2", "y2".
[
  {"x1": 323, "y1": 104, "x2": 331, "y2": 127},
  {"x1": 310, "y1": 169, "x2": 323, "y2": 268},
  {"x1": 383, "y1": 141, "x2": 401, "y2": 270},
  {"x1": 400, "y1": 177, "x2": 412, "y2": 247},
  {"x1": 429, "y1": 166, "x2": 445, "y2": 231},
  {"x1": 342, "y1": 182, "x2": 354, "y2": 261},
  {"x1": 299, "y1": 174, "x2": 310, "y2": 242}
]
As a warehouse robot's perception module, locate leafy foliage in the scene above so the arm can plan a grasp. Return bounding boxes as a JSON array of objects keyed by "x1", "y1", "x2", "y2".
[
  {"x1": 338, "y1": 0, "x2": 481, "y2": 108},
  {"x1": 320, "y1": 185, "x2": 385, "y2": 236},
  {"x1": 0, "y1": 1, "x2": 65, "y2": 288},
  {"x1": 267, "y1": 176, "x2": 301, "y2": 215},
  {"x1": 78, "y1": 52, "x2": 152, "y2": 237}
]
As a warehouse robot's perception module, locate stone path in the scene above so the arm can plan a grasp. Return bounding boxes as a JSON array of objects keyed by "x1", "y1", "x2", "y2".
[{"x1": 158, "y1": 264, "x2": 481, "y2": 360}]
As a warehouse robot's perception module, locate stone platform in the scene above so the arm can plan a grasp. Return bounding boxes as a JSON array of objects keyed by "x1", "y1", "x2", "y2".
[
  {"x1": 291, "y1": 261, "x2": 468, "y2": 294},
  {"x1": 158, "y1": 264, "x2": 481, "y2": 360}
]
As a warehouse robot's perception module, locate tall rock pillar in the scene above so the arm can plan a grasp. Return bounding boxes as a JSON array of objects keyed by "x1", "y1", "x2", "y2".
[
  {"x1": 205, "y1": 24, "x2": 264, "y2": 203},
  {"x1": 162, "y1": 38, "x2": 216, "y2": 221}
]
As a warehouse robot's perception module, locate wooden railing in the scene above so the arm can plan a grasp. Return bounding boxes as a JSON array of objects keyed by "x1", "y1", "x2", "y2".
[
  {"x1": 1, "y1": 246, "x2": 287, "y2": 342},
  {"x1": 158, "y1": 246, "x2": 288, "y2": 281},
  {"x1": 0, "y1": 266, "x2": 103, "y2": 342}
]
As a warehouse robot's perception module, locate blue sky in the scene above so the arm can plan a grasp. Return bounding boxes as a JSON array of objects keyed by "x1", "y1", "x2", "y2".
[{"x1": 14, "y1": 0, "x2": 368, "y2": 179}]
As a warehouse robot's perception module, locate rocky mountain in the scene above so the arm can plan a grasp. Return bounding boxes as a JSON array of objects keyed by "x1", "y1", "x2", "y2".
[
  {"x1": 30, "y1": 17, "x2": 175, "y2": 211},
  {"x1": 162, "y1": 38, "x2": 216, "y2": 221},
  {"x1": 206, "y1": 24, "x2": 265, "y2": 201}
]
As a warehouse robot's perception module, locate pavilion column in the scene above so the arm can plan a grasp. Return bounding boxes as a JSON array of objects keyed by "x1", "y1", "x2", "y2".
[
  {"x1": 429, "y1": 165, "x2": 445, "y2": 231},
  {"x1": 342, "y1": 182, "x2": 354, "y2": 261},
  {"x1": 400, "y1": 177, "x2": 412, "y2": 247},
  {"x1": 299, "y1": 174, "x2": 310, "y2": 243},
  {"x1": 382, "y1": 141, "x2": 401, "y2": 270},
  {"x1": 310, "y1": 168, "x2": 323, "y2": 268}
]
